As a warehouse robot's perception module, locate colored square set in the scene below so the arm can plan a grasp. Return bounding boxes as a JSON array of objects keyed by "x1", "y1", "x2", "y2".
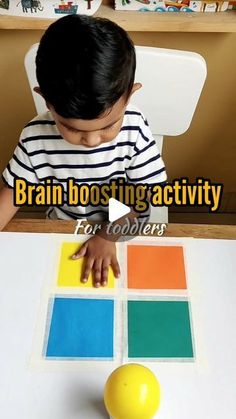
[{"x1": 44, "y1": 242, "x2": 194, "y2": 361}]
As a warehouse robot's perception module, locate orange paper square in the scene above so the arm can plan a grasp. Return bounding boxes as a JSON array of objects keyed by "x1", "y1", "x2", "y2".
[{"x1": 127, "y1": 245, "x2": 187, "y2": 289}]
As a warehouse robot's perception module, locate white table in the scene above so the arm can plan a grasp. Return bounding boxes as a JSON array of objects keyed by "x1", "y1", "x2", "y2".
[{"x1": 0, "y1": 226, "x2": 236, "y2": 418}]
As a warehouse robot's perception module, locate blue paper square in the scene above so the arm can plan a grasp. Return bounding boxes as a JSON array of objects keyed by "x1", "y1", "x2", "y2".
[{"x1": 45, "y1": 297, "x2": 114, "y2": 359}]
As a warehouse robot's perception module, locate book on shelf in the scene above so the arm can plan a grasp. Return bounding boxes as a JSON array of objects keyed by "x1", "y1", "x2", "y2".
[{"x1": 114, "y1": 1, "x2": 235, "y2": 13}]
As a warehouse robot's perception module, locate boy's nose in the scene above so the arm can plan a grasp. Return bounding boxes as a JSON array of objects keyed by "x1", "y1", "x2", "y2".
[{"x1": 82, "y1": 131, "x2": 101, "y2": 147}]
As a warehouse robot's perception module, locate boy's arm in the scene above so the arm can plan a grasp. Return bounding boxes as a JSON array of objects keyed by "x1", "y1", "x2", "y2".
[{"x1": 0, "y1": 186, "x2": 19, "y2": 231}]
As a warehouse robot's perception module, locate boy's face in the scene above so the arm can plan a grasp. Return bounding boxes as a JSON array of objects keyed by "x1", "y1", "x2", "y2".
[
  {"x1": 35, "y1": 83, "x2": 141, "y2": 148},
  {"x1": 50, "y1": 95, "x2": 127, "y2": 147}
]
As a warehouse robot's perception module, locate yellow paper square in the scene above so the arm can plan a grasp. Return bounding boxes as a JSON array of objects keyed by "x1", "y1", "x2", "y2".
[{"x1": 57, "y1": 242, "x2": 115, "y2": 288}]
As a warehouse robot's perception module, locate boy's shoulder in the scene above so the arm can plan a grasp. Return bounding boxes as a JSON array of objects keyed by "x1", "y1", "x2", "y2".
[
  {"x1": 123, "y1": 104, "x2": 146, "y2": 126},
  {"x1": 24, "y1": 111, "x2": 56, "y2": 129},
  {"x1": 19, "y1": 111, "x2": 58, "y2": 143}
]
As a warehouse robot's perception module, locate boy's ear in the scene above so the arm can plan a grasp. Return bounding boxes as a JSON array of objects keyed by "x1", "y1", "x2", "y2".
[
  {"x1": 126, "y1": 82, "x2": 142, "y2": 103},
  {"x1": 131, "y1": 82, "x2": 142, "y2": 95},
  {"x1": 33, "y1": 86, "x2": 42, "y2": 96},
  {"x1": 33, "y1": 87, "x2": 51, "y2": 110}
]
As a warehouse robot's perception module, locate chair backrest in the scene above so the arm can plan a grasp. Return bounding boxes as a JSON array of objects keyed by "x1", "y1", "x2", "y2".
[
  {"x1": 25, "y1": 44, "x2": 206, "y2": 151},
  {"x1": 133, "y1": 46, "x2": 206, "y2": 135}
]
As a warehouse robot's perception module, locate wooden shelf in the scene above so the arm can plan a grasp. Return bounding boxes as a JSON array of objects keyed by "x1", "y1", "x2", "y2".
[
  {"x1": 0, "y1": 5, "x2": 236, "y2": 32},
  {"x1": 99, "y1": 7, "x2": 236, "y2": 32}
]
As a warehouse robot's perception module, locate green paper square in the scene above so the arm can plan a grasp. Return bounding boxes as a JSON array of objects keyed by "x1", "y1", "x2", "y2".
[{"x1": 128, "y1": 301, "x2": 193, "y2": 359}]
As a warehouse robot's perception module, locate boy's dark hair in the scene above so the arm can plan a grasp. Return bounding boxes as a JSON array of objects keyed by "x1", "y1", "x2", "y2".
[{"x1": 36, "y1": 15, "x2": 136, "y2": 119}]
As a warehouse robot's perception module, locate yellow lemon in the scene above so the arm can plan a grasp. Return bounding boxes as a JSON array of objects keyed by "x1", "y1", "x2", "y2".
[{"x1": 104, "y1": 363, "x2": 161, "y2": 419}]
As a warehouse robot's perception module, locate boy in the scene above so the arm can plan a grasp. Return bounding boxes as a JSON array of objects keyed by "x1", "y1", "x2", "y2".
[{"x1": 0, "y1": 15, "x2": 166, "y2": 286}]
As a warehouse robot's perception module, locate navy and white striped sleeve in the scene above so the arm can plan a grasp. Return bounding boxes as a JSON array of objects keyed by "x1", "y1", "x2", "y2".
[
  {"x1": 126, "y1": 114, "x2": 167, "y2": 186},
  {"x1": 2, "y1": 130, "x2": 39, "y2": 187}
]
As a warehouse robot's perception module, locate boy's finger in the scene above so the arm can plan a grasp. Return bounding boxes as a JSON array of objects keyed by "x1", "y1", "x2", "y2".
[
  {"x1": 101, "y1": 268, "x2": 108, "y2": 287},
  {"x1": 82, "y1": 257, "x2": 94, "y2": 283},
  {"x1": 71, "y1": 243, "x2": 87, "y2": 260},
  {"x1": 111, "y1": 257, "x2": 120, "y2": 278},
  {"x1": 101, "y1": 258, "x2": 110, "y2": 287},
  {"x1": 93, "y1": 259, "x2": 102, "y2": 288}
]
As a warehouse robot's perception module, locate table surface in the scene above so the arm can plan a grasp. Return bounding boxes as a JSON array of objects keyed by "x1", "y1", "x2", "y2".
[
  {"x1": 4, "y1": 219, "x2": 236, "y2": 239},
  {"x1": 1, "y1": 221, "x2": 236, "y2": 418}
]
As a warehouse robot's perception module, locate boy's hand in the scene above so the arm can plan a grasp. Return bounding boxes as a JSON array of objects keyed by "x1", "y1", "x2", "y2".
[{"x1": 72, "y1": 235, "x2": 120, "y2": 288}]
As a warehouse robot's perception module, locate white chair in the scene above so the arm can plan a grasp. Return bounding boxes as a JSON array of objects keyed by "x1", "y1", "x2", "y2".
[{"x1": 25, "y1": 44, "x2": 207, "y2": 223}]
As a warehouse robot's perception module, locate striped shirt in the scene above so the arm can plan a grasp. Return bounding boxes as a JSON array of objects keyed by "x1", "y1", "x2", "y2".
[{"x1": 2, "y1": 104, "x2": 167, "y2": 220}]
